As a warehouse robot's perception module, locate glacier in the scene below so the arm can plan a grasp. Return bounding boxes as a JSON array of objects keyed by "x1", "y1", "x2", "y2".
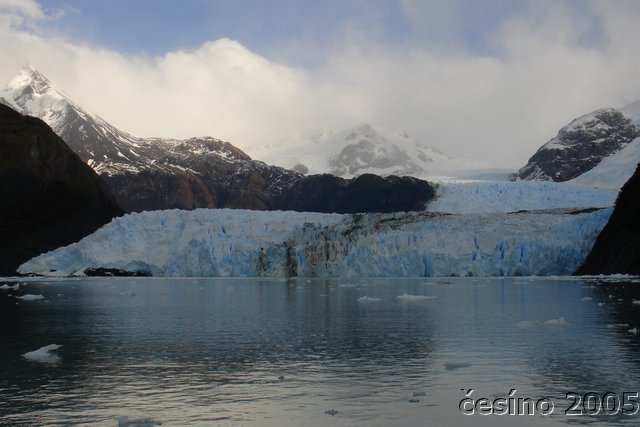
[{"x1": 19, "y1": 206, "x2": 613, "y2": 278}]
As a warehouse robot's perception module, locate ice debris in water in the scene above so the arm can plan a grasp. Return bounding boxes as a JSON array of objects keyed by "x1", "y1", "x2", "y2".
[
  {"x1": 357, "y1": 296, "x2": 382, "y2": 303},
  {"x1": 23, "y1": 344, "x2": 62, "y2": 364},
  {"x1": 629, "y1": 328, "x2": 638, "y2": 335},
  {"x1": 0, "y1": 283, "x2": 20, "y2": 290},
  {"x1": 396, "y1": 293, "x2": 437, "y2": 302},
  {"x1": 17, "y1": 294, "x2": 44, "y2": 301},
  {"x1": 444, "y1": 362, "x2": 472, "y2": 371},
  {"x1": 545, "y1": 317, "x2": 571, "y2": 326},
  {"x1": 515, "y1": 320, "x2": 539, "y2": 328}
]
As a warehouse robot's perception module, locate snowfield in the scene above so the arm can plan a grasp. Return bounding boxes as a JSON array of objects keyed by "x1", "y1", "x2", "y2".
[
  {"x1": 19, "y1": 205, "x2": 612, "y2": 278},
  {"x1": 426, "y1": 179, "x2": 617, "y2": 214}
]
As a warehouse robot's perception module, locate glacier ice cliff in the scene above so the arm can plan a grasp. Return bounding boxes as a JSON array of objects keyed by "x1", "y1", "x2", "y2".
[{"x1": 19, "y1": 207, "x2": 612, "y2": 278}]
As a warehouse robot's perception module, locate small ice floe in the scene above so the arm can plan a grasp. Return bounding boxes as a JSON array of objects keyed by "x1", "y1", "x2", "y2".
[
  {"x1": 515, "y1": 320, "x2": 539, "y2": 328},
  {"x1": 545, "y1": 317, "x2": 570, "y2": 326},
  {"x1": 607, "y1": 323, "x2": 630, "y2": 329},
  {"x1": 444, "y1": 362, "x2": 472, "y2": 371},
  {"x1": 339, "y1": 283, "x2": 357, "y2": 288},
  {"x1": 581, "y1": 297, "x2": 592, "y2": 302},
  {"x1": 17, "y1": 294, "x2": 44, "y2": 301},
  {"x1": 632, "y1": 300, "x2": 640, "y2": 305},
  {"x1": 396, "y1": 293, "x2": 437, "y2": 302},
  {"x1": 598, "y1": 302, "x2": 606, "y2": 306},
  {"x1": 23, "y1": 344, "x2": 62, "y2": 364},
  {"x1": 629, "y1": 328, "x2": 638, "y2": 335},
  {"x1": 0, "y1": 283, "x2": 20, "y2": 290},
  {"x1": 325, "y1": 409, "x2": 338, "y2": 416},
  {"x1": 357, "y1": 296, "x2": 382, "y2": 303}
]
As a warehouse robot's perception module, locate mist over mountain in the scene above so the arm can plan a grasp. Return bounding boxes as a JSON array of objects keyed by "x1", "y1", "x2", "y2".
[{"x1": 0, "y1": 67, "x2": 435, "y2": 214}]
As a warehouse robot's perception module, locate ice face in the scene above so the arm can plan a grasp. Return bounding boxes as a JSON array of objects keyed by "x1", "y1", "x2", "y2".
[{"x1": 18, "y1": 206, "x2": 612, "y2": 278}]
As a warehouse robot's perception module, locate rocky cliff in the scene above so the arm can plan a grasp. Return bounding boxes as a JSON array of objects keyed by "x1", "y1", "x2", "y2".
[
  {"x1": 517, "y1": 109, "x2": 639, "y2": 182},
  {"x1": 576, "y1": 163, "x2": 640, "y2": 275},
  {"x1": 0, "y1": 104, "x2": 123, "y2": 275}
]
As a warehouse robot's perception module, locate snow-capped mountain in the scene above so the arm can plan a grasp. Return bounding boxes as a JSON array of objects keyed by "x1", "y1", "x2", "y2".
[
  {"x1": 0, "y1": 66, "x2": 252, "y2": 176},
  {"x1": 0, "y1": 67, "x2": 435, "y2": 213},
  {"x1": 516, "y1": 108, "x2": 640, "y2": 182},
  {"x1": 255, "y1": 124, "x2": 470, "y2": 179}
]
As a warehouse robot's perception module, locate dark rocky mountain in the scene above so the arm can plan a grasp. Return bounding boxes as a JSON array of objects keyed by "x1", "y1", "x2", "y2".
[
  {"x1": 576, "y1": 163, "x2": 640, "y2": 275},
  {"x1": 0, "y1": 103, "x2": 123, "y2": 275},
  {"x1": 516, "y1": 109, "x2": 640, "y2": 182},
  {"x1": 0, "y1": 67, "x2": 435, "y2": 214},
  {"x1": 273, "y1": 173, "x2": 435, "y2": 214}
]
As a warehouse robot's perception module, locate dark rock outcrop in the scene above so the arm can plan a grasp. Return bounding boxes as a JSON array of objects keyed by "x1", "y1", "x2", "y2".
[
  {"x1": 517, "y1": 109, "x2": 639, "y2": 182},
  {"x1": 576, "y1": 163, "x2": 640, "y2": 275},
  {"x1": 274, "y1": 174, "x2": 435, "y2": 214},
  {"x1": 0, "y1": 104, "x2": 123, "y2": 275}
]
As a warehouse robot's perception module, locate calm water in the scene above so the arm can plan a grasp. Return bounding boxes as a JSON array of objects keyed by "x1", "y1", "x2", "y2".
[{"x1": 1, "y1": 276, "x2": 640, "y2": 426}]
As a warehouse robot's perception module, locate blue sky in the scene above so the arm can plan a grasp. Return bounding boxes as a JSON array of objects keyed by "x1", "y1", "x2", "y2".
[
  {"x1": 2, "y1": 0, "x2": 640, "y2": 168},
  {"x1": 38, "y1": 1, "x2": 556, "y2": 61}
]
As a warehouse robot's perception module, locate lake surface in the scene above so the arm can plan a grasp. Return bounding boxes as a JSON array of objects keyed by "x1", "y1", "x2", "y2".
[{"x1": 1, "y1": 276, "x2": 640, "y2": 426}]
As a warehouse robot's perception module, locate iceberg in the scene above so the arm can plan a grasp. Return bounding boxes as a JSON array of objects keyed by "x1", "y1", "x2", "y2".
[
  {"x1": 19, "y1": 206, "x2": 612, "y2": 278},
  {"x1": 23, "y1": 344, "x2": 62, "y2": 364}
]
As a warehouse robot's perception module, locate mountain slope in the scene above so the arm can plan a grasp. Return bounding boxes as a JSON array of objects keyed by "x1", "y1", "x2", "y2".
[
  {"x1": 0, "y1": 67, "x2": 435, "y2": 214},
  {"x1": 0, "y1": 103, "x2": 123, "y2": 275},
  {"x1": 516, "y1": 109, "x2": 640, "y2": 182},
  {"x1": 576, "y1": 163, "x2": 640, "y2": 275}
]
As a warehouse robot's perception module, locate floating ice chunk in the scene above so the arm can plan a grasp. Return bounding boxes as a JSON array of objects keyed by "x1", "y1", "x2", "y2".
[
  {"x1": 515, "y1": 320, "x2": 538, "y2": 328},
  {"x1": 581, "y1": 297, "x2": 592, "y2": 301},
  {"x1": 629, "y1": 328, "x2": 638, "y2": 335},
  {"x1": 632, "y1": 300, "x2": 640, "y2": 305},
  {"x1": 23, "y1": 344, "x2": 61, "y2": 363},
  {"x1": 444, "y1": 362, "x2": 472, "y2": 371},
  {"x1": 545, "y1": 317, "x2": 570, "y2": 326},
  {"x1": 17, "y1": 294, "x2": 44, "y2": 301},
  {"x1": 0, "y1": 283, "x2": 20, "y2": 290},
  {"x1": 357, "y1": 296, "x2": 382, "y2": 303},
  {"x1": 396, "y1": 293, "x2": 437, "y2": 302}
]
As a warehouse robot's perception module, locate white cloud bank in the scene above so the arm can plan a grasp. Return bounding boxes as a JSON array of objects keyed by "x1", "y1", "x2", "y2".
[{"x1": 1, "y1": 0, "x2": 640, "y2": 169}]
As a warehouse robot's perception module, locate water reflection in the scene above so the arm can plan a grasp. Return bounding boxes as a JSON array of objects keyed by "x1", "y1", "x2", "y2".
[{"x1": 0, "y1": 277, "x2": 639, "y2": 426}]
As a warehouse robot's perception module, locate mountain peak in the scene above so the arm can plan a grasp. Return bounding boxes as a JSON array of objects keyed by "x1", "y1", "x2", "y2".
[{"x1": 7, "y1": 66, "x2": 55, "y2": 95}]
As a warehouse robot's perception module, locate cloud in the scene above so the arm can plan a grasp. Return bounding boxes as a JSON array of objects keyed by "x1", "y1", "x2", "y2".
[
  {"x1": 1, "y1": 1, "x2": 640, "y2": 169},
  {"x1": 0, "y1": 0, "x2": 45, "y2": 20}
]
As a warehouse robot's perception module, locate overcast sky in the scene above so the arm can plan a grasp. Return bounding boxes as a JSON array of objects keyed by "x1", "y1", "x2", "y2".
[{"x1": 2, "y1": 0, "x2": 640, "y2": 169}]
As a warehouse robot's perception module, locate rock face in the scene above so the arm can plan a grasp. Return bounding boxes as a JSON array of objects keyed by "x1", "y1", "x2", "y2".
[
  {"x1": 0, "y1": 67, "x2": 436, "y2": 214},
  {"x1": 273, "y1": 173, "x2": 435, "y2": 214},
  {"x1": 0, "y1": 103, "x2": 123, "y2": 275},
  {"x1": 517, "y1": 109, "x2": 640, "y2": 182},
  {"x1": 576, "y1": 163, "x2": 640, "y2": 275}
]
